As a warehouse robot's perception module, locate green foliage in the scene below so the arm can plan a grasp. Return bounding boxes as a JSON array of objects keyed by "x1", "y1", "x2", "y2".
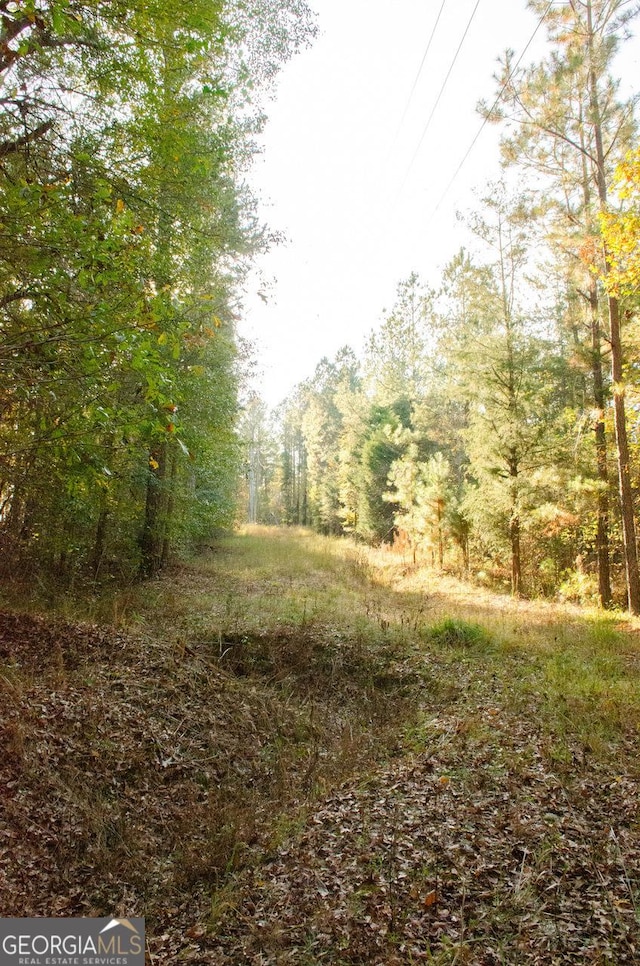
[
  {"x1": 302, "y1": 351, "x2": 360, "y2": 534},
  {"x1": 364, "y1": 273, "x2": 434, "y2": 404},
  {"x1": 352, "y1": 401, "x2": 410, "y2": 544},
  {"x1": 489, "y1": 0, "x2": 640, "y2": 610},
  {"x1": 386, "y1": 447, "x2": 457, "y2": 566},
  {"x1": 426, "y1": 618, "x2": 493, "y2": 652},
  {"x1": 0, "y1": 0, "x2": 316, "y2": 582},
  {"x1": 241, "y1": 0, "x2": 639, "y2": 610}
]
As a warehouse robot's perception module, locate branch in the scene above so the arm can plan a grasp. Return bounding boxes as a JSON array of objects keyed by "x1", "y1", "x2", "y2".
[
  {"x1": 1, "y1": 19, "x2": 100, "y2": 75},
  {"x1": 0, "y1": 12, "x2": 43, "y2": 73},
  {"x1": 525, "y1": 118, "x2": 599, "y2": 168},
  {"x1": 0, "y1": 288, "x2": 38, "y2": 309},
  {"x1": 603, "y1": 97, "x2": 639, "y2": 162},
  {"x1": 0, "y1": 119, "x2": 54, "y2": 157}
]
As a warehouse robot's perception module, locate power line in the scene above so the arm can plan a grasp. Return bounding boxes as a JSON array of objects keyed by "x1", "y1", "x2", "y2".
[
  {"x1": 397, "y1": 0, "x2": 482, "y2": 197},
  {"x1": 428, "y1": 0, "x2": 556, "y2": 220},
  {"x1": 389, "y1": 0, "x2": 448, "y2": 149}
]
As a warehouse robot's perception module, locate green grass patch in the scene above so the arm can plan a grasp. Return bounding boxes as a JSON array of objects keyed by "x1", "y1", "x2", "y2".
[{"x1": 425, "y1": 617, "x2": 494, "y2": 652}]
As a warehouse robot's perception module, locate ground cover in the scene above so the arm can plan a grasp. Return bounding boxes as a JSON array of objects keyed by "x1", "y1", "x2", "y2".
[{"x1": 0, "y1": 526, "x2": 638, "y2": 963}]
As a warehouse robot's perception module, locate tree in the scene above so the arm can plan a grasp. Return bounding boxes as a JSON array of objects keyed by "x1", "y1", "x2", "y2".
[
  {"x1": 355, "y1": 402, "x2": 411, "y2": 544},
  {"x1": 386, "y1": 448, "x2": 454, "y2": 567},
  {"x1": 445, "y1": 189, "x2": 561, "y2": 595},
  {"x1": 0, "y1": 0, "x2": 316, "y2": 579},
  {"x1": 364, "y1": 273, "x2": 433, "y2": 406},
  {"x1": 239, "y1": 394, "x2": 282, "y2": 524},
  {"x1": 488, "y1": 0, "x2": 639, "y2": 609},
  {"x1": 279, "y1": 389, "x2": 308, "y2": 526},
  {"x1": 301, "y1": 350, "x2": 360, "y2": 534}
]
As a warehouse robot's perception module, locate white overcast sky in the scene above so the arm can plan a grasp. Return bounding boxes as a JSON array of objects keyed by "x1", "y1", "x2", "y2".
[{"x1": 239, "y1": 0, "x2": 639, "y2": 406}]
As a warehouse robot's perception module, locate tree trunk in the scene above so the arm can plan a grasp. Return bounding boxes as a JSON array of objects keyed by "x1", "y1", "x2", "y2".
[
  {"x1": 588, "y1": 282, "x2": 613, "y2": 608},
  {"x1": 92, "y1": 504, "x2": 109, "y2": 580},
  {"x1": 509, "y1": 452, "x2": 522, "y2": 596},
  {"x1": 161, "y1": 445, "x2": 178, "y2": 568},
  {"x1": 248, "y1": 435, "x2": 260, "y2": 524},
  {"x1": 579, "y1": 105, "x2": 613, "y2": 609},
  {"x1": 139, "y1": 443, "x2": 167, "y2": 578},
  {"x1": 586, "y1": 0, "x2": 640, "y2": 612},
  {"x1": 510, "y1": 512, "x2": 522, "y2": 597},
  {"x1": 609, "y1": 295, "x2": 640, "y2": 613}
]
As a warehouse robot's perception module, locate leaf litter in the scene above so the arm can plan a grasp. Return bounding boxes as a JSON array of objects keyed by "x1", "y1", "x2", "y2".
[
  {"x1": 0, "y1": 537, "x2": 639, "y2": 965},
  {"x1": 206, "y1": 704, "x2": 639, "y2": 964}
]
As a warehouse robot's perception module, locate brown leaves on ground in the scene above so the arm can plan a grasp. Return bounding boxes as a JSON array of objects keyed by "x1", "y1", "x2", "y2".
[
  {"x1": 204, "y1": 711, "x2": 639, "y2": 964},
  {"x1": 0, "y1": 610, "x2": 364, "y2": 919},
  {"x1": 0, "y1": 602, "x2": 408, "y2": 932},
  {"x1": 1, "y1": 543, "x2": 639, "y2": 965}
]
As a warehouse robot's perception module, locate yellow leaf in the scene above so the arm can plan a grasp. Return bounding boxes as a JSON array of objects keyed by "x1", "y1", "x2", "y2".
[
  {"x1": 149, "y1": 458, "x2": 159, "y2": 470},
  {"x1": 116, "y1": 198, "x2": 125, "y2": 214}
]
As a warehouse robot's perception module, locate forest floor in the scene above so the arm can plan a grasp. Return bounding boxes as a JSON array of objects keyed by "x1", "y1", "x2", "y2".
[{"x1": 0, "y1": 526, "x2": 639, "y2": 964}]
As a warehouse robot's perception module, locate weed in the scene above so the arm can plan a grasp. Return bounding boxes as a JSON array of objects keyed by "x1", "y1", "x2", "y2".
[
  {"x1": 426, "y1": 618, "x2": 494, "y2": 652},
  {"x1": 209, "y1": 881, "x2": 239, "y2": 933}
]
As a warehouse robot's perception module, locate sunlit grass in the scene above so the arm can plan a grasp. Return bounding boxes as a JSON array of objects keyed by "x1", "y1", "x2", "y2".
[
  {"x1": 105, "y1": 525, "x2": 638, "y2": 766},
  {"x1": 282, "y1": 532, "x2": 640, "y2": 763},
  {"x1": 16, "y1": 523, "x2": 640, "y2": 763},
  {"x1": 3, "y1": 524, "x2": 639, "y2": 961}
]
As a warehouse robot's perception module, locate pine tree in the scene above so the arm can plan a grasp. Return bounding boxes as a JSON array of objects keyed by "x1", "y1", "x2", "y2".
[
  {"x1": 445, "y1": 189, "x2": 561, "y2": 595},
  {"x1": 488, "y1": 0, "x2": 639, "y2": 608}
]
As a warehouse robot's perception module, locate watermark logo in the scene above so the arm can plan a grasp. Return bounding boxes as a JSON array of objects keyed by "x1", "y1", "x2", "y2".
[{"x1": 0, "y1": 916, "x2": 145, "y2": 965}]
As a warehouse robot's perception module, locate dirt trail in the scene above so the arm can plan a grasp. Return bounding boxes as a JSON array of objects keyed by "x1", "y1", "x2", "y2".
[{"x1": 0, "y1": 528, "x2": 638, "y2": 964}]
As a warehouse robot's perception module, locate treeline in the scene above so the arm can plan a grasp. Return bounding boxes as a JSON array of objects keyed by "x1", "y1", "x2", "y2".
[
  {"x1": 0, "y1": 0, "x2": 314, "y2": 583},
  {"x1": 242, "y1": 0, "x2": 640, "y2": 612}
]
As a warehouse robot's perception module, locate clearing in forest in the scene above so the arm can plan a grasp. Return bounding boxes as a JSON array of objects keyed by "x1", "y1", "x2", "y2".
[{"x1": 0, "y1": 526, "x2": 638, "y2": 964}]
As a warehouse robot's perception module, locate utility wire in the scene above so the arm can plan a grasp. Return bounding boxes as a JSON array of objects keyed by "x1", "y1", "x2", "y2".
[
  {"x1": 429, "y1": 0, "x2": 555, "y2": 219},
  {"x1": 396, "y1": 0, "x2": 482, "y2": 198},
  {"x1": 389, "y1": 0, "x2": 448, "y2": 150}
]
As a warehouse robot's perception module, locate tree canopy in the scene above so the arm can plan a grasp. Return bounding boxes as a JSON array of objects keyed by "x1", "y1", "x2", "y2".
[{"x1": 0, "y1": 0, "x2": 315, "y2": 581}]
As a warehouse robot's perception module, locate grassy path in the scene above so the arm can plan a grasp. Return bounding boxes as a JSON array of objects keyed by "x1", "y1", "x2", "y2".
[{"x1": 1, "y1": 526, "x2": 639, "y2": 963}]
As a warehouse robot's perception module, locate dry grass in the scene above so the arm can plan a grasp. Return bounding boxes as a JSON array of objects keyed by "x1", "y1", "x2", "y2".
[
  {"x1": 0, "y1": 527, "x2": 420, "y2": 922},
  {"x1": 1, "y1": 525, "x2": 639, "y2": 963}
]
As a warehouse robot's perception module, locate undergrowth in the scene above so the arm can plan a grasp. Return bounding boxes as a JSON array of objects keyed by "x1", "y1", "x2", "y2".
[{"x1": 1, "y1": 525, "x2": 639, "y2": 963}]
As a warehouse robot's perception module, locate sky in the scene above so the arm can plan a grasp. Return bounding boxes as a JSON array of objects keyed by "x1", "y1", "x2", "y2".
[{"x1": 239, "y1": 0, "x2": 639, "y2": 407}]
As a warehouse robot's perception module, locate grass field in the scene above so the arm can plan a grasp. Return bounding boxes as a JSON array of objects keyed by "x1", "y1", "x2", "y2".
[{"x1": 1, "y1": 525, "x2": 638, "y2": 963}]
